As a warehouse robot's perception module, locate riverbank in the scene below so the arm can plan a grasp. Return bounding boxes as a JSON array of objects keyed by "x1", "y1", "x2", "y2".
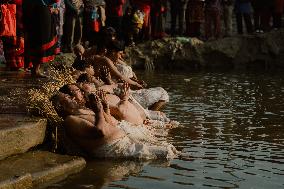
[
  {"x1": 126, "y1": 29, "x2": 284, "y2": 71},
  {"x1": 0, "y1": 29, "x2": 284, "y2": 188}
]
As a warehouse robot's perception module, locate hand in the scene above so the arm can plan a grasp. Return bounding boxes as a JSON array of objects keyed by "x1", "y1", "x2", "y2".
[
  {"x1": 120, "y1": 82, "x2": 130, "y2": 101},
  {"x1": 98, "y1": 66, "x2": 113, "y2": 85},
  {"x1": 138, "y1": 80, "x2": 147, "y2": 88},
  {"x1": 96, "y1": 89, "x2": 110, "y2": 114},
  {"x1": 135, "y1": 82, "x2": 143, "y2": 89},
  {"x1": 88, "y1": 93, "x2": 103, "y2": 112}
]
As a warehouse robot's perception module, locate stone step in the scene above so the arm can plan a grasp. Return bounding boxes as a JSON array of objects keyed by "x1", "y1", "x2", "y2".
[
  {"x1": 0, "y1": 115, "x2": 47, "y2": 160},
  {"x1": 0, "y1": 151, "x2": 86, "y2": 189}
]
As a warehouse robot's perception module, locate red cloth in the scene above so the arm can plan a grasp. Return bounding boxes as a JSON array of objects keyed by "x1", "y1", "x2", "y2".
[
  {"x1": 105, "y1": 0, "x2": 126, "y2": 17},
  {"x1": 0, "y1": 4, "x2": 16, "y2": 37},
  {"x1": 2, "y1": 36, "x2": 24, "y2": 69}
]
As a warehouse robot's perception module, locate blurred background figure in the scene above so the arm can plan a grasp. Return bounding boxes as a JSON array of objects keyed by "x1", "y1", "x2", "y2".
[
  {"x1": 63, "y1": 0, "x2": 84, "y2": 53},
  {"x1": 1, "y1": 0, "x2": 24, "y2": 71},
  {"x1": 221, "y1": 0, "x2": 234, "y2": 37},
  {"x1": 234, "y1": 0, "x2": 253, "y2": 34},
  {"x1": 185, "y1": 0, "x2": 205, "y2": 38},
  {"x1": 169, "y1": 0, "x2": 188, "y2": 36},
  {"x1": 23, "y1": 0, "x2": 59, "y2": 77},
  {"x1": 204, "y1": 0, "x2": 222, "y2": 40},
  {"x1": 83, "y1": 0, "x2": 106, "y2": 46},
  {"x1": 151, "y1": 0, "x2": 168, "y2": 39},
  {"x1": 105, "y1": 0, "x2": 126, "y2": 39}
]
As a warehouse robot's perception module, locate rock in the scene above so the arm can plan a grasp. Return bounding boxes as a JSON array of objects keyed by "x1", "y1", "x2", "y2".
[
  {"x1": 125, "y1": 30, "x2": 284, "y2": 70},
  {"x1": 0, "y1": 151, "x2": 86, "y2": 189},
  {"x1": 0, "y1": 115, "x2": 47, "y2": 160}
]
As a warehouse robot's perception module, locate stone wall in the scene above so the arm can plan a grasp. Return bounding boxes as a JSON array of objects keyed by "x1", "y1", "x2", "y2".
[{"x1": 125, "y1": 29, "x2": 284, "y2": 71}]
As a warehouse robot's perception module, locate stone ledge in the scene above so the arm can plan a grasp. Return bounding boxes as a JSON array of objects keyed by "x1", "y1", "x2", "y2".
[
  {"x1": 0, "y1": 151, "x2": 86, "y2": 189},
  {"x1": 0, "y1": 115, "x2": 47, "y2": 160}
]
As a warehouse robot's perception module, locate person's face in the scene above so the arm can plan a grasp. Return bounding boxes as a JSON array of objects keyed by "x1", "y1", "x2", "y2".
[
  {"x1": 85, "y1": 65, "x2": 95, "y2": 76},
  {"x1": 113, "y1": 51, "x2": 123, "y2": 61},
  {"x1": 57, "y1": 93, "x2": 78, "y2": 114},
  {"x1": 69, "y1": 85, "x2": 85, "y2": 104},
  {"x1": 75, "y1": 47, "x2": 85, "y2": 57}
]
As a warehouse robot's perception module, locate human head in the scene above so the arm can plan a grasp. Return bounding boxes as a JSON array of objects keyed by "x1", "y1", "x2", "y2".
[
  {"x1": 77, "y1": 73, "x2": 93, "y2": 83},
  {"x1": 73, "y1": 44, "x2": 85, "y2": 57},
  {"x1": 50, "y1": 92, "x2": 79, "y2": 118},
  {"x1": 106, "y1": 40, "x2": 125, "y2": 61},
  {"x1": 59, "y1": 84, "x2": 85, "y2": 105},
  {"x1": 72, "y1": 60, "x2": 94, "y2": 76}
]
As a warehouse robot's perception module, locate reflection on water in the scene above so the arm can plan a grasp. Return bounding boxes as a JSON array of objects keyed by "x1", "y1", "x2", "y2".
[{"x1": 51, "y1": 71, "x2": 284, "y2": 189}]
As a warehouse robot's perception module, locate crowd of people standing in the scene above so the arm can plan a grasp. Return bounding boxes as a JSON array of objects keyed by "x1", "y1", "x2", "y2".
[{"x1": 0, "y1": 0, "x2": 283, "y2": 76}]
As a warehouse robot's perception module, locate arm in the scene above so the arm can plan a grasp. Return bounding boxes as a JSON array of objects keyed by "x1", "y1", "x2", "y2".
[{"x1": 103, "y1": 57, "x2": 143, "y2": 88}]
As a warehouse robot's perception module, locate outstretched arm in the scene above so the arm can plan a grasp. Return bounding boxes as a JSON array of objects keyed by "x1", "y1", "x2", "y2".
[{"x1": 103, "y1": 57, "x2": 143, "y2": 88}]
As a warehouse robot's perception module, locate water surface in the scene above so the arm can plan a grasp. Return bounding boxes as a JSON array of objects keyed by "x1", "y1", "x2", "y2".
[{"x1": 50, "y1": 71, "x2": 284, "y2": 189}]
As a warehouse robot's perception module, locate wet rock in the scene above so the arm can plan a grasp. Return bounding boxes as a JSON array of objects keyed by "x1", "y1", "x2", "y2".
[
  {"x1": 125, "y1": 30, "x2": 284, "y2": 70},
  {"x1": 0, "y1": 151, "x2": 86, "y2": 189},
  {"x1": 0, "y1": 115, "x2": 47, "y2": 160}
]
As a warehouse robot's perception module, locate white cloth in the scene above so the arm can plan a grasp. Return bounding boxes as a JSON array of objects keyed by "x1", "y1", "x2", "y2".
[
  {"x1": 114, "y1": 62, "x2": 170, "y2": 109},
  {"x1": 131, "y1": 87, "x2": 169, "y2": 109},
  {"x1": 91, "y1": 121, "x2": 179, "y2": 159}
]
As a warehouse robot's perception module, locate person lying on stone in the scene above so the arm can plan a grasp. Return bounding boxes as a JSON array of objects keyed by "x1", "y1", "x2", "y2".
[
  {"x1": 74, "y1": 77, "x2": 171, "y2": 125},
  {"x1": 62, "y1": 93, "x2": 125, "y2": 152},
  {"x1": 64, "y1": 93, "x2": 179, "y2": 159},
  {"x1": 59, "y1": 84, "x2": 87, "y2": 107}
]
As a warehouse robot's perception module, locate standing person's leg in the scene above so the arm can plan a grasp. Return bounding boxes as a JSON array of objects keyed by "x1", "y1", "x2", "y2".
[
  {"x1": 205, "y1": 9, "x2": 213, "y2": 39},
  {"x1": 243, "y1": 13, "x2": 253, "y2": 33},
  {"x1": 205, "y1": 10, "x2": 209, "y2": 39},
  {"x1": 73, "y1": 15, "x2": 83, "y2": 47},
  {"x1": 63, "y1": 14, "x2": 76, "y2": 52},
  {"x1": 213, "y1": 10, "x2": 221, "y2": 38},
  {"x1": 223, "y1": 5, "x2": 229, "y2": 36},
  {"x1": 236, "y1": 13, "x2": 243, "y2": 34},
  {"x1": 185, "y1": 6, "x2": 190, "y2": 36},
  {"x1": 261, "y1": 8, "x2": 272, "y2": 32},
  {"x1": 224, "y1": 5, "x2": 233, "y2": 36},
  {"x1": 178, "y1": 7, "x2": 186, "y2": 35},
  {"x1": 273, "y1": 13, "x2": 282, "y2": 29},
  {"x1": 273, "y1": 0, "x2": 284, "y2": 28},
  {"x1": 170, "y1": 3, "x2": 178, "y2": 35},
  {"x1": 253, "y1": 8, "x2": 261, "y2": 31}
]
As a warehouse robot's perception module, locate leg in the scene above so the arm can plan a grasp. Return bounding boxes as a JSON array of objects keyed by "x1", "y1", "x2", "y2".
[
  {"x1": 73, "y1": 15, "x2": 83, "y2": 47},
  {"x1": 185, "y1": 7, "x2": 190, "y2": 36},
  {"x1": 253, "y1": 8, "x2": 261, "y2": 31},
  {"x1": 273, "y1": 13, "x2": 282, "y2": 28},
  {"x1": 243, "y1": 13, "x2": 253, "y2": 34},
  {"x1": 170, "y1": 5, "x2": 178, "y2": 36},
  {"x1": 63, "y1": 14, "x2": 76, "y2": 52},
  {"x1": 205, "y1": 10, "x2": 213, "y2": 39},
  {"x1": 178, "y1": 8, "x2": 186, "y2": 35},
  {"x1": 236, "y1": 13, "x2": 243, "y2": 34},
  {"x1": 261, "y1": 8, "x2": 271, "y2": 32},
  {"x1": 213, "y1": 10, "x2": 221, "y2": 38},
  {"x1": 224, "y1": 5, "x2": 233, "y2": 36}
]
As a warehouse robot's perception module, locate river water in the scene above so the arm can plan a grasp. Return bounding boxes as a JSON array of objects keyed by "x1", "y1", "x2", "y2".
[{"x1": 51, "y1": 71, "x2": 284, "y2": 189}]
